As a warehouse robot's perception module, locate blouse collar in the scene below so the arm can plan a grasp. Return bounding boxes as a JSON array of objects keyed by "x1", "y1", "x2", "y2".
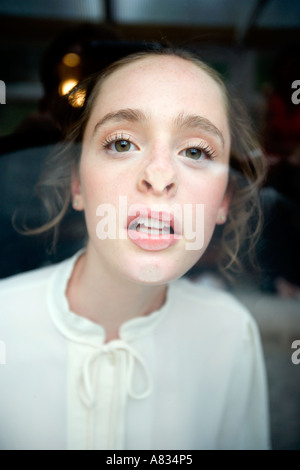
[{"x1": 47, "y1": 250, "x2": 173, "y2": 348}]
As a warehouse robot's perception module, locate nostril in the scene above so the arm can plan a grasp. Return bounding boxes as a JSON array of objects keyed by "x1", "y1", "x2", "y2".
[{"x1": 137, "y1": 170, "x2": 178, "y2": 196}]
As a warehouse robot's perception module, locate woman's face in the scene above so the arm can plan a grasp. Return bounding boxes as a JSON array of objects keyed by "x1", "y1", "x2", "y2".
[{"x1": 74, "y1": 55, "x2": 231, "y2": 284}]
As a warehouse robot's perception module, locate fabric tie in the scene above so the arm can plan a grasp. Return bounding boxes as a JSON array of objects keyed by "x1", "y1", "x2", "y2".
[{"x1": 79, "y1": 339, "x2": 152, "y2": 408}]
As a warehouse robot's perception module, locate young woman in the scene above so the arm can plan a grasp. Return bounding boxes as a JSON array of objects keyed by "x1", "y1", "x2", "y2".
[{"x1": 0, "y1": 46, "x2": 270, "y2": 450}]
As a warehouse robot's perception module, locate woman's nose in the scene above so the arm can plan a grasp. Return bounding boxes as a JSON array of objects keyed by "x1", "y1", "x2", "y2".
[{"x1": 137, "y1": 153, "x2": 178, "y2": 197}]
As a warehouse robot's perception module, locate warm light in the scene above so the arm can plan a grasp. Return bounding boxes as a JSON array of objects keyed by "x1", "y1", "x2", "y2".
[
  {"x1": 68, "y1": 88, "x2": 86, "y2": 108},
  {"x1": 62, "y1": 53, "x2": 81, "y2": 67},
  {"x1": 59, "y1": 78, "x2": 78, "y2": 96}
]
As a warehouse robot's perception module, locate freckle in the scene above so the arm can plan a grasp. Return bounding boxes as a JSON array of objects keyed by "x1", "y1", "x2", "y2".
[{"x1": 138, "y1": 265, "x2": 164, "y2": 283}]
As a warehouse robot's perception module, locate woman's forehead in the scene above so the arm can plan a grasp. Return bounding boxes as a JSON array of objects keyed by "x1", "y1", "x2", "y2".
[
  {"x1": 86, "y1": 54, "x2": 230, "y2": 144},
  {"x1": 98, "y1": 54, "x2": 224, "y2": 99}
]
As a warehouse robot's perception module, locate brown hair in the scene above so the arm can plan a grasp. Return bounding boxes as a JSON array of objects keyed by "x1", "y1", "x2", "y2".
[{"x1": 29, "y1": 46, "x2": 266, "y2": 276}]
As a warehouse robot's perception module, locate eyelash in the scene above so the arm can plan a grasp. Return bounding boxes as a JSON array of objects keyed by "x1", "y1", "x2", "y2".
[
  {"x1": 102, "y1": 133, "x2": 135, "y2": 150},
  {"x1": 101, "y1": 134, "x2": 217, "y2": 161},
  {"x1": 182, "y1": 142, "x2": 217, "y2": 161}
]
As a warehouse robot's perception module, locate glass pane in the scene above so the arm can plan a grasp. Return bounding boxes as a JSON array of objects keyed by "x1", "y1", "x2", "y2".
[{"x1": 0, "y1": 0, "x2": 104, "y2": 21}]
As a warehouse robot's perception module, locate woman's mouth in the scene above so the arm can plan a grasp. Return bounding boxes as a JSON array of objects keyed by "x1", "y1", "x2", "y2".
[
  {"x1": 127, "y1": 210, "x2": 180, "y2": 251},
  {"x1": 129, "y1": 217, "x2": 174, "y2": 236}
]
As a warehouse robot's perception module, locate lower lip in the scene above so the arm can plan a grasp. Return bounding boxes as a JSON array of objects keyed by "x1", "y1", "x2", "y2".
[{"x1": 127, "y1": 229, "x2": 179, "y2": 251}]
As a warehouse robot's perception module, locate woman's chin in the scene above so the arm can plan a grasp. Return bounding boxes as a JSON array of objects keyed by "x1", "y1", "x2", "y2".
[{"x1": 122, "y1": 254, "x2": 201, "y2": 286}]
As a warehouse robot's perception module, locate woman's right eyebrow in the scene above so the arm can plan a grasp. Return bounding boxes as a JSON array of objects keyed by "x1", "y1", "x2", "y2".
[{"x1": 93, "y1": 108, "x2": 147, "y2": 136}]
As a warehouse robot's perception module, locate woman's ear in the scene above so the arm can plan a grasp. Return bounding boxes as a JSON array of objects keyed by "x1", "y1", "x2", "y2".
[
  {"x1": 71, "y1": 171, "x2": 84, "y2": 211},
  {"x1": 216, "y1": 188, "x2": 231, "y2": 225}
]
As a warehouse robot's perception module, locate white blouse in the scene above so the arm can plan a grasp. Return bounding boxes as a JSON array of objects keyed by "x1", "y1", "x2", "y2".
[{"x1": 0, "y1": 251, "x2": 270, "y2": 450}]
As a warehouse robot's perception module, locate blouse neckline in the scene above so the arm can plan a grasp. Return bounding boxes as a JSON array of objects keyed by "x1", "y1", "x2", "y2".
[{"x1": 47, "y1": 250, "x2": 173, "y2": 348}]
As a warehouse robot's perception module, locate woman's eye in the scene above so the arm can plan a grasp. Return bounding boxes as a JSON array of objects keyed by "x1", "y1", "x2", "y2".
[
  {"x1": 114, "y1": 139, "x2": 132, "y2": 152},
  {"x1": 108, "y1": 139, "x2": 137, "y2": 152},
  {"x1": 183, "y1": 147, "x2": 206, "y2": 160}
]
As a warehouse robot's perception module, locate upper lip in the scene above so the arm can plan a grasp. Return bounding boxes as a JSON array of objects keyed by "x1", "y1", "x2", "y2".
[{"x1": 127, "y1": 207, "x2": 181, "y2": 235}]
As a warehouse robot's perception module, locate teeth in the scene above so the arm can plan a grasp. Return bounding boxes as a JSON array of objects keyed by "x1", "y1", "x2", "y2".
[
  {"x1": 138, "y1": 226, "x2": 162, "y2": 235},
  {"x1": 130, "y1": 217, "x2": 172, "y2": 232},
  {"x1": 140, "y1": 217, "x2": 169, "y2": 230}
]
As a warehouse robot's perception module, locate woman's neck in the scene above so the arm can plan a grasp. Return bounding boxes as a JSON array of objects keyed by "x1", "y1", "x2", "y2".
[{"x1": 66, "y1": 247, "x2": 167, "y2": 342}]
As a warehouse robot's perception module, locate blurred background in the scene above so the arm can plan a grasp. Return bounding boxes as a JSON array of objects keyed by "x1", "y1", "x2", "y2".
[{"x1": 0, "y1": 0, "x2": 299, "y2": 450}]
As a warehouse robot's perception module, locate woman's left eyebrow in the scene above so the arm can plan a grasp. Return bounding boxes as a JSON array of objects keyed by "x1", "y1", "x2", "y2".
[{"x1": 174, "y1": 112, "x2": 225, "y2": 148}]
